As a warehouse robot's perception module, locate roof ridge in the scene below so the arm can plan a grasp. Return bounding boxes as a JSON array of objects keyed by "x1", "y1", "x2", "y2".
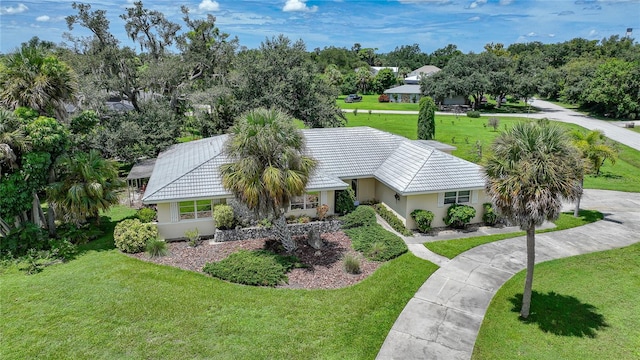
[{"x1": 402, "y1": 142, "x2": 435, "y2": 194}]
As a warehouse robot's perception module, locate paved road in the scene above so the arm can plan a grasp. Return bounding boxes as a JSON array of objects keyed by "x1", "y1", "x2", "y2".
[
  {"x1": 376, "y1": 189, "x2": 640, "y2": 359},
  {"x1": 343, "y1": 100, "x2": 640, "y2": 152}
]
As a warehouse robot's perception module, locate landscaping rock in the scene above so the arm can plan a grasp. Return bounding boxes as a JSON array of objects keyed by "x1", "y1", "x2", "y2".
[{"x1": 307, "y1": 228, "x2": 323, "y2": 249}]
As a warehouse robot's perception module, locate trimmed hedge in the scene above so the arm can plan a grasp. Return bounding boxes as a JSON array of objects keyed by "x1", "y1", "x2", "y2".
[
  {"x1": 203, "y1": 250, "x2": 302, "y2": 287},
  {"x1": 114, "y1": 219, "x2": 158, "y2": 253},
  {"x1": 340, "y1": 206, "x2": 377, "y2": 229},
  {"x1": 466, "y1": 110, "x2": 481, "y2": 118},
  {"x1": 482, "y1": 202, "x2": 499, "y2": 226},
  {"x1": 410, "y1": 209, "x2": 435, "y2": 233},
  {"x1": 136, "y1": 207, "x2": 156, "y2": 223},
  {"x1": 443, "y1": 203, "x2": 476, "y2": 229},
  {"x1": 213, "y1": 204, "x2": 235, "y2": 230},
  {"x1": 336, "y1": 188, "x2": 356, "y2": 215},
  {"x1": 373, "y1": 204, "x2": 413, "y2": 236},
  {"x1": 344, "y1": 224, "x2": 408, "y2": 261}
]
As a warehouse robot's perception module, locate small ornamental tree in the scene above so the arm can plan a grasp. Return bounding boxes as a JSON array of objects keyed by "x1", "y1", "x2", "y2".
[{"x1": 418, "y1": 96, "x2": 436, "y2": 140}]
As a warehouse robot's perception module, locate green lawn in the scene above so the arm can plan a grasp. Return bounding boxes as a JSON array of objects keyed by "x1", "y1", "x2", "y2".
[
  {"x1": 424, "y1": 210, "x2": 604, "y2": 259},
  {"x1": 344, "y1": 113, "x2": 640, "y2": 192},
  {"x1": 337, "y1": 94, "x2": 533, "y2": 113},
  {"x1": 472, "y1": 242, "x2": 640, "y2": 360},
  {"x1": 0, "y1": 207, "x2": 438, "y2": 359}
]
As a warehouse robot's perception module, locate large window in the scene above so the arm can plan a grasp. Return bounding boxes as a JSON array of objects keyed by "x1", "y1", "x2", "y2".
[
  {"x1": 290, "y1": 192, "x2": 319, "y2": 210},
  {"x1": 179, "y1": 199, "x2": 226, "y2": 220},
  {"x1": 444, "y1": 190, "x2": 471, "y2": 204}
]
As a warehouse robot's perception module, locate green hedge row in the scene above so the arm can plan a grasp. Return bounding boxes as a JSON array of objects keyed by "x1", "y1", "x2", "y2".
[{"x1": 373, "y1": 204, "x2": 413, "y2": 236}]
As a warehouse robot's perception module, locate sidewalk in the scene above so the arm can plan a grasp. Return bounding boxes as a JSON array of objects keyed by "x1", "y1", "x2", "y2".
[{"x1": 376, "y1": 190, "x2": 640, "y2": 359}]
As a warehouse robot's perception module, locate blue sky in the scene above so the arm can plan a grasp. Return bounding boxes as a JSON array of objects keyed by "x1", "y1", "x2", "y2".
[{"x1": 1, "y1": 0, "x2": 638, "y2": 54}]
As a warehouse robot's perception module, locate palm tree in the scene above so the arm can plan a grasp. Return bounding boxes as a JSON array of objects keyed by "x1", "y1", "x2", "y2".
[
  {"x1": 220, "y1": 108, "x2": 316, "y2": 252},
  {"x1": 570, "y1": 130, "x2": 618, "y2": 216},
  {"x1": 0, "y1": 109, "x2": 30, "y2": 177},
  {"x1": 47, "y1": 150, "x2": 124, "y2": 225},
  {"x1": 0, "y1": 43, "x2": 77, "y2": 120},
  {"x1": 485, "y1": 121, "x2": 583, "y2": 318}
]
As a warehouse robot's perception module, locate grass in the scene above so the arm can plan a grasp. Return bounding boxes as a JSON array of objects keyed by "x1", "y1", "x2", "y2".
[
  {"x1": 336, "y1": 95, "x2": 533, "y2": 114},
  {"x1": 472, "y1": 242, "x2": 640, "y2": 360},
  {"x1": 344, "y1": 113, "x2": 640, "y2": 192},
  {"x1": 0, "y1": 207, "x2": 438, "y2": 359},
  {"x1": 424, "y1": 210, "x2": 604, "y2": 259}
]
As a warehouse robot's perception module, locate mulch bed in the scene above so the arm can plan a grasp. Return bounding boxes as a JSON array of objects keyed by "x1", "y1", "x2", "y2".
[{"x1": 129, "y1": 231, "x2": 381, "y2": 289}]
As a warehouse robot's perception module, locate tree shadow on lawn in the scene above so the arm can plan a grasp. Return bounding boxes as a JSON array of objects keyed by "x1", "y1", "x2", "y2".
[
  {"x1": 76, "y1": 214, "x2": 136, "y2": 253},
  {"x1": 509, "y1": 291, "x2": 608, "y2": 338}
]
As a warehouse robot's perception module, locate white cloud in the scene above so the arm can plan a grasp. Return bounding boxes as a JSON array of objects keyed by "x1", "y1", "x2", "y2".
[
  {"x1": 199, "y1": 0, "x2": 220, "y2": 11},
  {"x1": 499, "y1": 0, "x2": 513, "y2": 4},
  {"x1": 467, "y1": 0, "x2": 487, "y2": 9},
  {"x1": 398, "y1": 0, "x2": 452, "y2": 3},
  {"x1": 0, "y1": 3, "x2": 28, "y2": 15},
  {"x1": 527, "y1": 32, "x2": 537, "y2": 37},
  {"x1": 36, "y1": 15, "x2": 50, "y2": 22},
  {"x1": 548, "y1": 33, "x2": 556, "y2": 37},
  {"x1": 283, "y1": 0, "x2": 318, "y2": 12},
  {"x1": 589, "y1": 29, "x2": 598, "y2": 36},
  {"x1": 468, "y1": 16, "x2": 480, "y2": 21}
]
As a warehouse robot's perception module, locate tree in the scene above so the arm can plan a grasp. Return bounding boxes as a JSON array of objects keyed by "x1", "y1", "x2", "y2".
[
  {"x1": 0, "y1": 109, "x2": 30, "y2": 177},
  {"x1": 382, "y1": 44, "x2": 429, "y2": 70},
  {"x1": 374, "y1": 68, "x2": 397, "y2": 93},
  {"x1": 485, "y1": 122, "x2": 582, "y2": 318},
  {"x1": 120, "y1": 1, "x2": 180, "y2": 60},
  {"x1": 417, "y1": 96, "x2": 436, "y2": 140},
  {"x1": 232, "y1": 35, "x2": 345, "y2": 128},
  {"x1": 570, "y1": 130, "x2": 618, "y2": 216},
  {"x1": 429, "y1": 44, "x2": 463, "y2": 68},
  {"x1": 0, "y1": 43, "x2": 77, "y2": 120},
  {"x1": 48, "y1": 150, "x2": 124, "y2": 225},
  {"x1": 220, "y1": 108, "x2": 316, "y2": 252}
]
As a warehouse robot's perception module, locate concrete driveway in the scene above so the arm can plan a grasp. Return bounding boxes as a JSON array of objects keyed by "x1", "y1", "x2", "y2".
[{"x1": 376, "y1": 189, "x2": 640, "y2": 359}]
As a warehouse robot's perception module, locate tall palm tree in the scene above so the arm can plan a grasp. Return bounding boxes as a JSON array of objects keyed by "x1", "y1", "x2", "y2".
[
  {"x1": 47, "y1": 150, "x2": 124, "y2": 225},
  {"x1": 570, "y1": 130, "x2": 618, "y2": 216},
  {"x1": 485, "y1": 121, "x2": 583, "y2": 318},
  {"x1": 0, "y1": 43, "x2": 77, "y2": 120},
  {"x1": 220, "y1": 108, "x2": 316, "y2": 252}
]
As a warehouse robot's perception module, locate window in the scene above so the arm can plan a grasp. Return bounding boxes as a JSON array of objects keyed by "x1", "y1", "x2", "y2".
[
  {"x1": 178, "y1": 199, "x2": 226, "y2": 220},
  {"x1": 290, "y1": 192, "x2": 319, "y2": 210},
  {"x1": 444, "y1": 190, "x2": 471, "y2": 204}
]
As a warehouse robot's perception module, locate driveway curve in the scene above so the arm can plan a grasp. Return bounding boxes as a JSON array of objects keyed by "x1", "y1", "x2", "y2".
[{"x1": 376, "y1": 189, "x2": 640, "y2": 359}]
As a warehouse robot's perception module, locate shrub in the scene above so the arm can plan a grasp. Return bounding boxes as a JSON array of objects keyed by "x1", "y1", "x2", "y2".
[
  {"x1": 487, "y1": 117, "x2": 500, "y2": 131},
  {"x1": 466, "y1": 110, "x2": 481, "y2": 118},
  {"x1": 258, "y1": 218, "x2": 273, "y2": 229},
  {"x1": 136, "y1": 207, "x2": 156, "y2": 223},
  {"x1": 184, "y1": 228, "x2": 200, "y2": 247},
  {"x1": 341, "y1": 206, "x2": 377, "y2": 229},
  {"x1": 378, "y1": 94, "x2": 390, "y2": 103},
  {"x1": 316, "y1": 204, "x2": 329, "y2": 220},
  {"x1": 410, "y1": 209, "x2": 435, "y2": 233},
  {"x1": 443, "y1": 204, "x2": 477, "y2": 229},
  {"x1": 146, "y1": 238, "x2": 168, "y2": 258},
  {"x1": 297, "y1": 216, "x2": 311, "y2": 224},
  {"x1": 482, "y1": 203, "x2": 499, "y2": 226},
  {"x1": 335, "y1": 188, "x2": 356, "y2": 215},
  {"x1": 113, "y1": 219, "x2": 158, "y2": 253},
  {"x1": 203, "y1": 250, "x2": 302, "y2": 286},
  {"x1": 344, "y1": 224, "x2": 407, "y2": 261},
  {"x1": 57, "y1": 223, "x2": 103, "y2": 244},
  {"x1": 0, "y1": 222, "x2": 49, "y2": 257},
  {"x1": 373, "y1": 204, "x2": 413, "y2": 236},
  {"x1": 213, "y1": 204, "x2": 235, "y2": 230},
  {"x1": 343, "y1": 253, "x2": 361, "y2": 274}
]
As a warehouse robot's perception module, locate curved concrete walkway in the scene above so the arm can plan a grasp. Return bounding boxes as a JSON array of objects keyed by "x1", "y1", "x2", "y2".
[{"x1": 376, "y1": 189, "x2": 640, "y2": 359}]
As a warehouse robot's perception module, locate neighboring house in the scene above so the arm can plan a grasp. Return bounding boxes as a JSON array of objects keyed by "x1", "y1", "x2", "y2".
[
  {"x1": 371, "y1": 66, "x2": 399, "y2": 76},
  {"x1": 142, "y1": 127, "x2": 488, "y2": 240},
  {"x1": 383, "y1": 84, "x2": 467, "y2": 105},
  {"x1": 403, "y1": 65, "x2": 441, "y2": 84}
]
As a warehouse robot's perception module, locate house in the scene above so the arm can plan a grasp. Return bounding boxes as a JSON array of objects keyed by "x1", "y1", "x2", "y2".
[
  {"x1": 383, "y1": 85, "x2": 467, "y2": 105},
  {"x1": 142, "y1": 127, "x2": 488, "y2": 240},
  {"x1": 370, "y1": 66, "x2": 399, "y2": 76},
  {"x1": 403, "y1": 65, "x2": 441, "y2": 85}
]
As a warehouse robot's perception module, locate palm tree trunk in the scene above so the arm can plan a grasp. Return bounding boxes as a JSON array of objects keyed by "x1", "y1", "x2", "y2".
[
  {"x1": 0, "y1": 217, "x2": 11, "y2": 236},
  {"x1": 520, "y1": 225, "x2": 536, "y2": 318},
  {"x1": 46, "y1": 167, "x2": 56, "y2": 237},
  {"x1": 272, "y1": 213, "x2": 297, "y2": 253},
  {"x1": 574, "y1": 177, "x2": 583, "y2": 217}
]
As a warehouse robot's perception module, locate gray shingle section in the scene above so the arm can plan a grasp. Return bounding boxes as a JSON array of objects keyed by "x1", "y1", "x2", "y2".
[
  {"x1": 384, "y1": 84, "x2": 421, "y2": 94},
  {"x1": 306, "y1": 171, "x2": 349, "y2": 191},
  {"x1": 375, "y1": 141, "x2": 485, "y2": 195}
]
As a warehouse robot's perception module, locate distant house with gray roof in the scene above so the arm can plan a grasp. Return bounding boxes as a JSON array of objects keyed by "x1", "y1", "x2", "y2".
[
  {"x1": 143, "y1": 127, "x2": 487, "y2": 239},
  {"x1": 384, "y1": 64, "x2": 467, "y2": 106}
]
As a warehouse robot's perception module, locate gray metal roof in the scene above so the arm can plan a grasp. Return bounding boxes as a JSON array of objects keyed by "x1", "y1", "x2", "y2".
[
  {"x1": 142, "y1": 127, "x2": 484, "y2": 203},
  {"x1": 126, "y1": 158, "x2": 157, "y2": 180},
  {"x1": 375, "y1": 141, "x2": 485, "y2": 195},
  {"x1": 384, "y1": 84, "x2": 421, "y2": 95}
]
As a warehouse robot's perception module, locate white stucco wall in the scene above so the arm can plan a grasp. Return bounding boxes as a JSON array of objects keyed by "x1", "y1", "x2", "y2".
[
  {"x1": 405, "y1": 190, "x2": 489, "y2": 229},
  {"x1": 356, "y1": 178, "x2": 376, "y2": 203},
  {"x1": 375, "y1": 180, "x2": 407, "y2": 224},
  {"x1": 157, "y1": 219, "x2": 216, "y2": 240}
]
